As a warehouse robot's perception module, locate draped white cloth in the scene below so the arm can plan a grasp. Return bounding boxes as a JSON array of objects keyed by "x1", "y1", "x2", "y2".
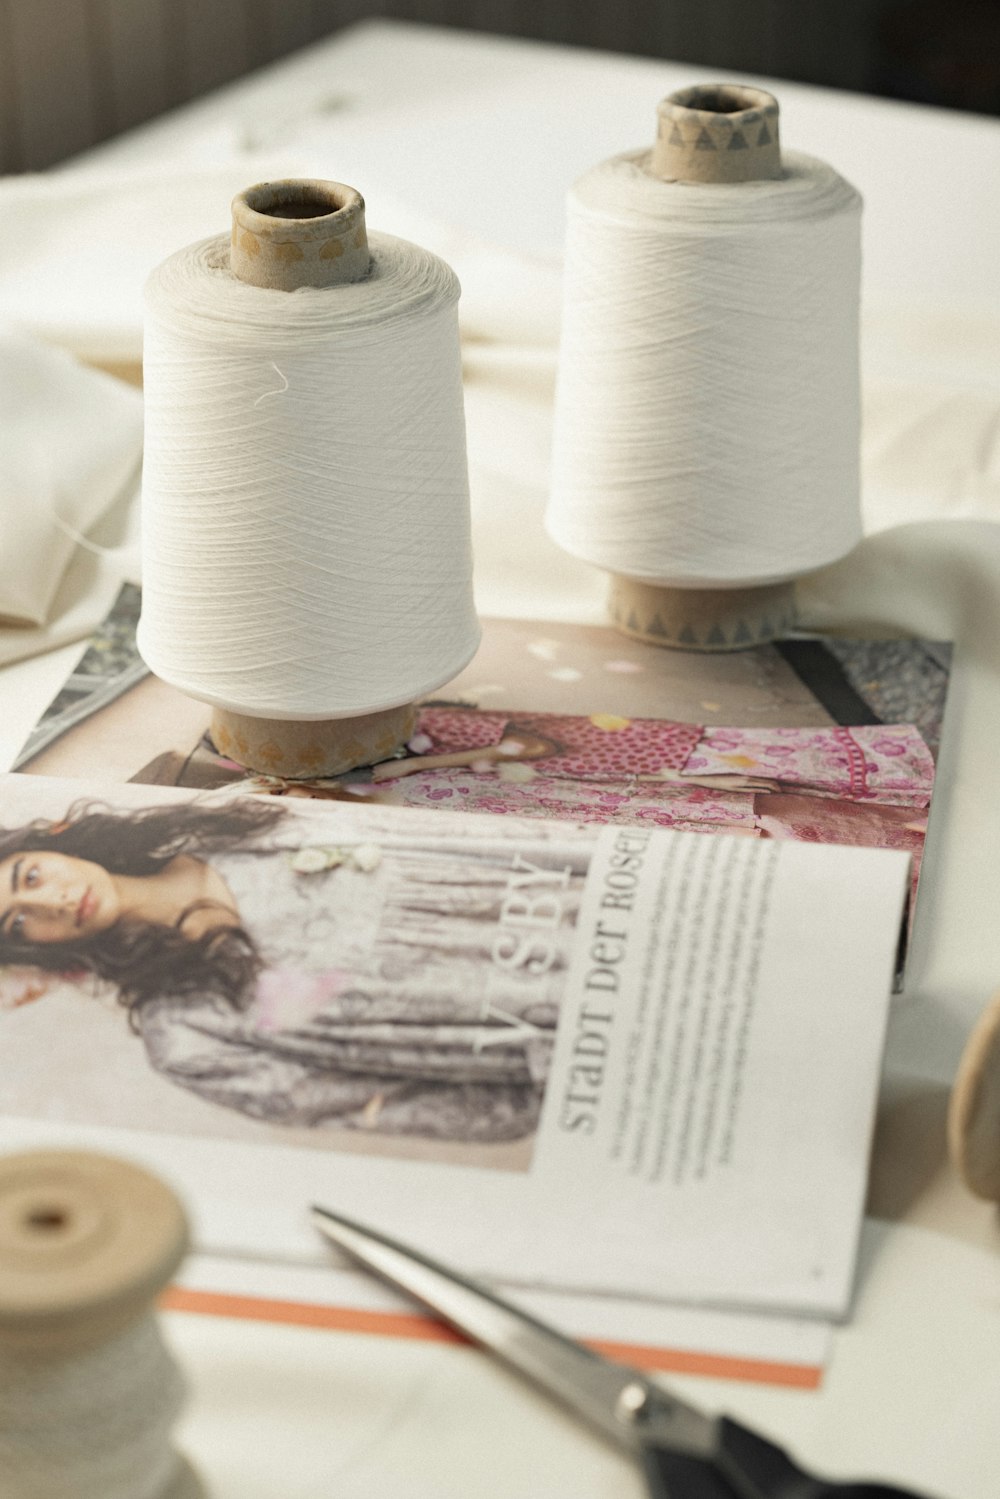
[{"x1": 0, "y1": 329, "x2": 142, "y2": 660}]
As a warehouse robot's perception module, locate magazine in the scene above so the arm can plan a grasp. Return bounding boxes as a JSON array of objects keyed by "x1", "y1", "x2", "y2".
[
  {"x1": 0, "y1": 592, "x2": 947, "y2": 1377},
  {"x1": 0, "y1": 773, "x2": 908, "y2": 1322}
]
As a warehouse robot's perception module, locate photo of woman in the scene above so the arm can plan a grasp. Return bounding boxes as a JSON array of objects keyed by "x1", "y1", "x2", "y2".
[{"x1": 0, "y1": 791, "x2": 592, "y2": 1152}]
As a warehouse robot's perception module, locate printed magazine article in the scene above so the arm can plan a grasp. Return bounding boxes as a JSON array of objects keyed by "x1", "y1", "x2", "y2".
[{"x1": 0, "y1": 775, "x2": 909, "y2": 1321}]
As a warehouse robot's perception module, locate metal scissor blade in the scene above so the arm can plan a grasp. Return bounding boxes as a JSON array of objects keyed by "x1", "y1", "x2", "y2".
[
  {"x1": 312, "y1": 1207, "x2": 933, "y2": 1499},
  {"x1": 310, "y1": 1203, "x2": 712, "y2": 1457}
]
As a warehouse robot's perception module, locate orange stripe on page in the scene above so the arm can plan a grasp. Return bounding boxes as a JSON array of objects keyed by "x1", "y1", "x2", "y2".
[
  {"x1": 588, "y1": 1338, "x2": 822, "y2": 1389},
  {"x1": 161, "y1": 1286, "x2": 466, "y2": 1345},
  {"x1": 159, "y1": 1286, "x2": 822, "y2": 1390}
]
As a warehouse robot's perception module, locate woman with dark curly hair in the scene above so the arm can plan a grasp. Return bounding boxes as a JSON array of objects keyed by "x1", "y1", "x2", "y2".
[{"x1": 0, "y1": 795, "x2": 590, "y2": 1142}]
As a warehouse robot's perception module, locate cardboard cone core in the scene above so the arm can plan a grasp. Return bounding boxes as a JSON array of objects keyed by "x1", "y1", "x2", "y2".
[
  {"x1": 651, "y1": 82, "x2": 782, "y2": 184},
  {"x1": 609, "y1": 85, "x2": 796, "y2": 652},
  {"x1": 230, "y1": 178, "x2": 371, "y2": 290},
  {"x1": 212, "y1": 179, "x2": 415, "y2": 777}
]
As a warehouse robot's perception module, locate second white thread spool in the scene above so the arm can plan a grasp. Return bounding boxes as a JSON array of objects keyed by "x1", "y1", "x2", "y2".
[
  {"x1": 547, "y1": 85, "x2": 863, "y2": 650},
  {"x1": 139, "y1": 180, "x2": 480, "y2": 777}
]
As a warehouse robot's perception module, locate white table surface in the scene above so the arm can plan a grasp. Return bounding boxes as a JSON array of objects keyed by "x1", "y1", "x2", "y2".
[{"x1": 5, "y1": 21, "x2": 1000, "y2": 1499}]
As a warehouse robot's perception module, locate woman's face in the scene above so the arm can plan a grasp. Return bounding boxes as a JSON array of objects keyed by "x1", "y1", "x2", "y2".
[{"x1": 0, "y1": 851, "x2": 121, "y2": 947}]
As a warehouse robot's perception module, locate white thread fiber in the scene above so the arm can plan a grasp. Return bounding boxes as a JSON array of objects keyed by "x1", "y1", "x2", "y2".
[
  {"x1": 0, "y1": 1313, "x2": 186, "y2": 1499},
  {"x1": 547, "y1": 150, "x2": 863, "y2": 588},
  {"x1": 140, "y1": 232, "x2": 479, "y2": 719}
]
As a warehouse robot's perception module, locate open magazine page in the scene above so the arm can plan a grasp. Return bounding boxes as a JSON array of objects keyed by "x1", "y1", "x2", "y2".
[{"x1": 0, "y1": 775, "x2": 909, "y2": 1323}]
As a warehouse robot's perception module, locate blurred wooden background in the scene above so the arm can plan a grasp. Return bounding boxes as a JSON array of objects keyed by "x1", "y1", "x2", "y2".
[{"x1": 1, "y1": 0, "x2": 997, "y2": 173}]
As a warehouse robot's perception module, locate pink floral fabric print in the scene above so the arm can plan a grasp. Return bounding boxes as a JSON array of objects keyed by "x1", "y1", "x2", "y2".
[
  {"x1": 416, "y1": 707, "x2": 702, "y2": 779},
  {"x1": 385, "y1": 767, "x2": 757, "y2": 832},
  {"x1": 416, "y1": 708, "x2": 510, "y2": 755},
  {"x1": 372, "y1": 711, "x2": 933, "y2": 891},
  {"x1": 684, "y1": 724, "x2": 933, "y2": 805}
]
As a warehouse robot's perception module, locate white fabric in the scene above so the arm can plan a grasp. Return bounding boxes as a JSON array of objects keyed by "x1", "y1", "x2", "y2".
[
  {"x1": 0, "y1": 527, "x2": 139, "y2": 669},
  {"x1": 0, "y1": 331, "x2": 142, "y2": 631},
  {"x1": 861, "y1": 306, "x2": 1000, "y2": 529},
  {"x1": 0, "y1": 166, "x2": 562, "y2": 362},
  {"x1": 0, "y1": 164, "x2": 303, "y2": 364}
]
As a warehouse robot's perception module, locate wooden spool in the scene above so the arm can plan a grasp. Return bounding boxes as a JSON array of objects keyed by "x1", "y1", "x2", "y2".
[
  {"x1": 606, "y1": 84, "x2": 799, "y2": 653},
  {"x1": 210, "y1": 178, "x2": 416, "y2": 778},
  {"x1": 0, "y1": 1149, "x2": 202, "y2": 1498},
  {"x1": 948, "y1": 989, "x2": 1000, "y2": 1202}
]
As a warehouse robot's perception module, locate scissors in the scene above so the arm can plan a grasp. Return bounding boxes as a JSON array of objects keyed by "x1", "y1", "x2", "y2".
[{"x1": 312, "y1": 1204, "x2": 933, "y2": 1499}]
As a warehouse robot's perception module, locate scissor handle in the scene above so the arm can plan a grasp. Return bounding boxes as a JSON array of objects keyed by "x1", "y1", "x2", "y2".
[
  {"x1": 640, "y1": 1417, "x2": 930, "y2": 1499},
  {"x1": 639, "y1": 1446, "x2": 734, "y2": 1499}
]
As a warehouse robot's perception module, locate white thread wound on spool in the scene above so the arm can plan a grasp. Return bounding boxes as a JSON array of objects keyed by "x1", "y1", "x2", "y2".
[
  {"x1": 0, "y1": 1313, "x2": 186, "y2": 1499},
  {"x1": 547, "y1": 150, "x2": 863, "y2": 589},
  {"x1": 140, "y1": 231, "x2": 479, "y2": 720}
]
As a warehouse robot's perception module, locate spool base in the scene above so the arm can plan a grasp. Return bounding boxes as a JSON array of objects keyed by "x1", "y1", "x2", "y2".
[
  {"x1": 608, "y1": 575, "x2": 797, "y2": 651},
  {"x1": 211, "y1": 704, "x2": 416, "y2": 779}
]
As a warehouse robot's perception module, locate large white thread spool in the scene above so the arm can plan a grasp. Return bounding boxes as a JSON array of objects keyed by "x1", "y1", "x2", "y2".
[
  {"x1": 547, "y1": 85, "x2": 863, "y2": 651},
  {"x1": 139, "y1": 179, "x2": 479, "y2": 777},
  {"x1": 0, "y1": 1149, "x2": 202, "y2": 1499}
]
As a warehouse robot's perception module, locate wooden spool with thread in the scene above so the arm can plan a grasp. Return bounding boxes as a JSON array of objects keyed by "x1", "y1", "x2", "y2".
[
  {"x1": 0, "y1": 1149, "x2": 202, "y2": 1499},
  {"x1": 210, "y1": 178, "x2": 416, "y2": 778},
  {"x1": 607, "y1": 84, "x2": 799, "y2": 653}
]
